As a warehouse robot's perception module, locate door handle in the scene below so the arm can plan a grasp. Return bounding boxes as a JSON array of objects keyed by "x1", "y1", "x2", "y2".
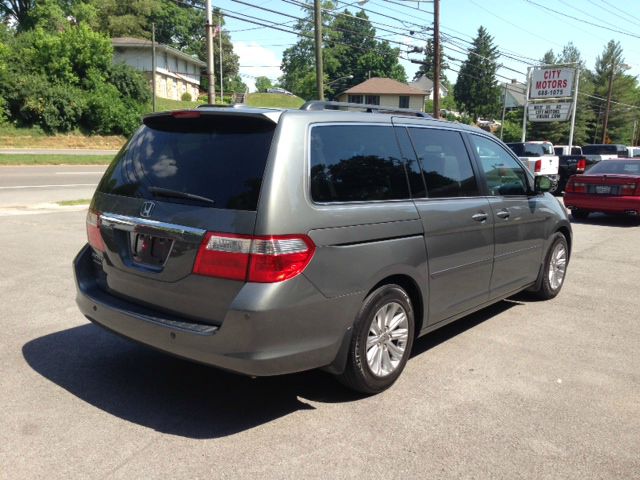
[
  {"x1": 496, "y1": 209, "x2": 510, "y2": 219},
  {"x1": 472, "y1": 212, "x2": 488, "y2": 222}
]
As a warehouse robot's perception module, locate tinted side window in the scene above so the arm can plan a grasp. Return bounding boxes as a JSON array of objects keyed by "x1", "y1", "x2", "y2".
[
  {"x1": 310, "y1": 125, "x2": 410, "y2": 202},
  {"x1": 407, "y1": 128, "x2": 479, "y2": 198},
  {"x1": 470, "y1": 135, "x2": 528, "y2": 196}
]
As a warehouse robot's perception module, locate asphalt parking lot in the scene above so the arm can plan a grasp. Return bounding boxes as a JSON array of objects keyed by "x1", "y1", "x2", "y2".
[{"x1": 1, "y1": 208, "x2": 638, "y2": 479}]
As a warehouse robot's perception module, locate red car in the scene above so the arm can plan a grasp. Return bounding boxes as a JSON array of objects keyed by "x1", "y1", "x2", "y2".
[{"x1": 564, "y1": 158, "x2": 640, "y2": 219}]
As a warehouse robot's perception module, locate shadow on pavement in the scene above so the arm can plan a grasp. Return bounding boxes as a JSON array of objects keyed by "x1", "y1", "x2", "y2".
[
  {"x1": 570, "y1": 212, "x2": 640, "y2": 227},
  {"x1": 23, "y1": 300, "x2": 519, "y2": 438}
]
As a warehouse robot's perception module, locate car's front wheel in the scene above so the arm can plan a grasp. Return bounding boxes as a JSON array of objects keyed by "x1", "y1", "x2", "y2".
[
  {"x1": 531, "y1": 233, "x2": 569, "y2": 300},
  {"x1": 337, "y1": 284, "x2": 415, "y2": 394}
]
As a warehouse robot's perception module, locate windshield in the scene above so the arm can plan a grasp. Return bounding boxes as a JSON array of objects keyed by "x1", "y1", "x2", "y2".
[
  {"x1": 507, "y1": 143, "x2": 552, "y2": 156},
  {"x1": 582, "y1": 145, "x2": 618, "y2": 155},
  {"x1": 98, "y1": 115, "x2": 275, "y2": 210},
  {"x1": 585, "y1": 160, "x2": 640, "y2": 175}
]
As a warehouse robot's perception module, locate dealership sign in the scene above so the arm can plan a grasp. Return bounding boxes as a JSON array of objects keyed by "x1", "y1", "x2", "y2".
[
  {"x1": 528, "y1": 103, "x2": 572, "y2": 122},
  {"x1": 529, "y1": 67, "x2": 575, "y2": 99}
]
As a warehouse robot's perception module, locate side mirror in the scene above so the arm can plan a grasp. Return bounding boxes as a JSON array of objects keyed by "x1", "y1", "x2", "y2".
[{"x1": 534, "y1": 175, "x2": 552, "y2": 193}]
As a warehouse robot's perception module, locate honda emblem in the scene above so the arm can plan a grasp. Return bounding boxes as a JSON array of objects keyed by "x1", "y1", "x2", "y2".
[{"x1": 140, "y1": 201, "x2": 155, "y2": 218}]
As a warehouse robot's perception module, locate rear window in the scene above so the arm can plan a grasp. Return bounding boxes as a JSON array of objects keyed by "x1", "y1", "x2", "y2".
[
  {"x1": 98, "y1": 114, "x2": 275, "y2": 210},
  {"x1": 582, "y1": 145, "x2": 618, "y2": 155},
  {"x1": 586, "y1": 160, "x2": 640, "y2": 175},
  {"x1": 507, "y1": 143, "x2": 552, "y2": 156},
  {"x1": 310, "y1": 125, "x2": 409, "y2": 202}
]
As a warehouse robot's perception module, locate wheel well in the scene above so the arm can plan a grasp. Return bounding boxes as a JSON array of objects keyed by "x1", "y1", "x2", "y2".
[
  {"x1": 556, "y1": 226, "x2": 572, "y2": 257},
  {"x1": 369, "y1": 275, "x2": 424, "y2": 335}
]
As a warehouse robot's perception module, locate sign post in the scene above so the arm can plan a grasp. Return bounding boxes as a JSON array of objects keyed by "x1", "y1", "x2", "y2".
[
  {"x1": 522, "y1": 67, "x2": 532, "y2": 142},
  {"x1": 567, "y1": 69, "x2": 580, "y2": 151}
]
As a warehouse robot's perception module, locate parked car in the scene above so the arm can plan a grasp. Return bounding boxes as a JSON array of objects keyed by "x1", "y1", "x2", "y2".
[
  {"x1": 582, "y1": 144, "x2": 628, "y2": 162},
  {"x1": 505, "y1": 141, "x2": 560, "y2": 187},
  {"x1": 564, "y1": 158, "x2": 640, "y2": 219},
  {"x1": 266, "y1": 87, "x2": 294, "y2": 96},
  {"x1": 74, "y1": 101, "x2": 572, "y2": 394},
  {"x1": 554, "y1": 145, "x2": 582, "y2": 156},
  {"x1": 554, "y1": 154, "x2": 599, "y2": 195},
  {"x1": 627, "y1": 146, "x2": 640, "y2": 158}
]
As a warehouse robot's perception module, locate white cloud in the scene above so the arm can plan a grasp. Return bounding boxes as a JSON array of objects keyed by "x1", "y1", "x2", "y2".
[{"x1": 233, "y1": 42, "x2": 283, "y2": 92}]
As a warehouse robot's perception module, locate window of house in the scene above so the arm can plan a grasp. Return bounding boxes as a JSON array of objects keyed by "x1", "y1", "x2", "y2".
[
  {"x1": 407, "y1": 128, "x2": 479, "y2": 198},
  {"x1": 348, "y1": 95, "x2": 363, "y2": 104},
  {"x1": 399, "y1": 96, "x2": 410, "y2": 108},
  {"x1": 365, "y1": 95, "x2": 380, "y2": 105},
  {"x1": 310, "y1": 125, "x2": 410, "y2": 202}
]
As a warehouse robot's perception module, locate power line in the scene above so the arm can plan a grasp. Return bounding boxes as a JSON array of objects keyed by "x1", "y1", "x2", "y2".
[
  {"x1": 523, "y1": 0, "x2": 640, "y2": 40},
  {"x1": 593, "y1": 0, "x2": 640, "y2": 27}
]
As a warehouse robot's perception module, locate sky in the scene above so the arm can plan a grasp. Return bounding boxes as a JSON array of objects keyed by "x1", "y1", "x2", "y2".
[{"x1": 213, "y1": 0, "x2": 640, "y2": 92}]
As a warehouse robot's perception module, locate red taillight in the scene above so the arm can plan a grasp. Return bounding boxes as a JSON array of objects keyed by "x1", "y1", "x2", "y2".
[
  {"x1": 576, "y1": 158, "x2": 586, "y2": 173},
  {"x1": 193, "y1": 233, "x2": 315, "y2": 283},
  {"x1": 171, "y1": 110, "x2": 201, "y2": 119},
  {"x1": 534, "y1": 159, "x2": 542, "y2": 173},
  {"x1": 566, "y1": 179, "x2": 586, "y2": 193},
  {"x1": 86, "y1": 209, "x2": 106, "y2": 252},
  {"x1": 620, "y1": 184, "x2": 636, "y2": 196}
]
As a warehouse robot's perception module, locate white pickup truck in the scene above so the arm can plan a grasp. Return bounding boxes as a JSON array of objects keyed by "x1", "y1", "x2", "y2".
[{"x1": 506, "y1": 141, "x2": 560, "y2": 180}]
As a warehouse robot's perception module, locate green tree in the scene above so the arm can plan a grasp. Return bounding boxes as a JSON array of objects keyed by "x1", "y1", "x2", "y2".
[
  {"x1": 281, "y1": 3, "x2": 406, "y2": 100},
  {"x1": 589, "y1": 40, "x2": 639, "y2": 144},
  {"x1": 255, "y1": 76, "x2": 273, "y2": 93},
  {"x1": 412, "y1": 38, "x2": 448, "y2": 83},
  {"x1": 453, "y1": 26, "x2": 500, "y2": 120}
]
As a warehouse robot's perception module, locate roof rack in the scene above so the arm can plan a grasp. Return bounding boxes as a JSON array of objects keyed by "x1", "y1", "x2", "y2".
[{"x1": 300, "y1": 100, "x2": 432, "y2": 118}]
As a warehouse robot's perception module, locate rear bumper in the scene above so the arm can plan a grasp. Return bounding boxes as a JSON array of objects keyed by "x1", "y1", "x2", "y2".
[
  {"x1": 564, "y1": 194, "x2": 640, "y2": 214},
  {"x1": 74, "y1": 245, "x2": 360, "y2": 376}
]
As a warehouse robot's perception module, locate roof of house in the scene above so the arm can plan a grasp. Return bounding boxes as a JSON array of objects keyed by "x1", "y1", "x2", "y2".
[
  {"x1": 409, "y1": 75, "x2": 449, "y2": 94},
  {"x1": 341, "y1": 77, "x2": 426, "y2": 96},
  {"x1": 112, "y1": 37, "x2": 206, "y2": 67}
]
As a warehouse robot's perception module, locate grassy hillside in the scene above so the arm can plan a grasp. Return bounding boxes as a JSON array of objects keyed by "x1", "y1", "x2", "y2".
[
  {"x1": 245, "y1": 93, "x2": 305, "y2": 109},
  {"x1": 153, "y1": 97, "x2": 207, "y2": 111}
]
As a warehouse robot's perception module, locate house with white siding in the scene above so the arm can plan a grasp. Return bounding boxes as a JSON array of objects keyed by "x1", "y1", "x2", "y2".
[
  {"x1": 337, "y1": 78, "x2": 426, "y2": 111},
  {"x1": 112, "y1": 37, "x2": 205, "y2": 101}
]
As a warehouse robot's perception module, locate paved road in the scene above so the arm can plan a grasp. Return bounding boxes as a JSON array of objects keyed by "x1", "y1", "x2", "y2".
[
  {"x1": 0, "y1": 165, "x2": 106, "y2": 207},
  {"x1": 1, "y1": 211, "x2": 638, "y2": 479},
  {"x1": 0, "y1": 149, "x2": 118, "y2": 155}
]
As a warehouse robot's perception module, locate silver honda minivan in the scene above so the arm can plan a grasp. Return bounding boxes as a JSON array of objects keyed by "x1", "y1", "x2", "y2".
[{"x1": 74, "y1": 102, "x2": 571, "y2": 394}]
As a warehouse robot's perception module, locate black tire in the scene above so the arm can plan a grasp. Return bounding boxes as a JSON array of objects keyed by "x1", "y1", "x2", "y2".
[
  {"x1": 571, "y1": 209, "x2": 590, "y2": 220},
  {"x1": 531, "y1": 233, "x2": 569, "y2": 300},
  {"x1": 550, "y1": 178, "x2": 566, "y2": 196},
  {"x1": 336, "y1": 284, "x2": 415, "y2": 394}
]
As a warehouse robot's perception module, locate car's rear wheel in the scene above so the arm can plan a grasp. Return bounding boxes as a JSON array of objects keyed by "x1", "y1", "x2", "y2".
[
  {"x1": 337, "y1": 284, "x2": 415, "y2": 394},
  {"x1": 571, "y1": 209, "x2": 590, "y2": 219},
  {"x1": 531, "y1": 233, "x2": 568, "y2": 300}
]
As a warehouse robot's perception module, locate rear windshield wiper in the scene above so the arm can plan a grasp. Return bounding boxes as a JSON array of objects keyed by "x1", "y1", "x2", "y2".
[{"x1": 148, "y1": 187, "x2": 216, "y2": 205}]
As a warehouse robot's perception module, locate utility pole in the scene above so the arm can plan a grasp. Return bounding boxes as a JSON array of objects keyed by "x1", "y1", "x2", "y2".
[
  {"x1": 499, "y1": 82, "x2": 507, "y2": 140},
  {"x1": 314, "y1": 0, "x2": 324, "y2": 100},
  {"x1": 151, "y1": 23, "x2": 157, "y2": 112},
  {"x1": 601, "y1": 61, "x2": 615, "y2": 143},
  {"x1": 219, "y1": 21, "x2": 224, "y2": 102},
  {"x1": 433, "y1": 0, "x2": 440, "y2": 119},
  {"x1": 205, "y1": 0, "x2": 215, "y2": 104},
  {"x1": 567, "y1": 68, "x2": 580, "y2": 150}
]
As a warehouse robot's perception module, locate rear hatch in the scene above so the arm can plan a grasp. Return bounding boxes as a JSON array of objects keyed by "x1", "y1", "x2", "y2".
[{"x1": 88, "y1": 109, "x2": 279, "y2": 325}]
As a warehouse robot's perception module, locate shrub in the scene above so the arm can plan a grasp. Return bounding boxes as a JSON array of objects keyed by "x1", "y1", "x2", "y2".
[
  {"x1": 107, "y1": 63, "x2": 151, "y2": 105},
  {"x1": 181, "y1": 92, "x2": 192, "y2": 102},
  {"x1": 83, "y1": 83, "x2": 142, "y2": 136}
]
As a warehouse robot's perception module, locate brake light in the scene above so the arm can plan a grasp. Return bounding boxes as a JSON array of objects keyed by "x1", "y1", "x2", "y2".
[
  {"x1": 193, "y1": 233, "x2": 315, "y2": 283},
  {"x1": 566, "y1": 179, "x2": 586, "y2": 193},
  {"x1": 171, "y1": 111, "x2": 201, "y2": 119},
  {"x1": 86, "y1": 209, "x2": 106, "y2": 252},
  {"x1": 620, "y1": 184, "x2": 636, "y2": 196},
  {"x1": 576, "y1": 158, "x2": 586, "y2": 173},
  {"x1": 534, "y1": 159, "x2": 542, "y2": 173}
]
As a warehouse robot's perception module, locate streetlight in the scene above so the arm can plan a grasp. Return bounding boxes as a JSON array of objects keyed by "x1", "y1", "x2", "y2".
[{"x1": 327, "y1": 74, "x2": 354, "y2": 87}]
